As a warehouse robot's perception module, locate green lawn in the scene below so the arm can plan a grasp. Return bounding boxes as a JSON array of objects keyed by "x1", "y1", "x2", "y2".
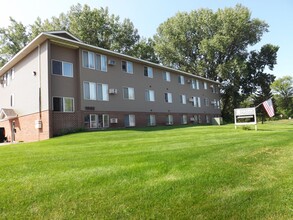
[{"x1": 0, "y1": 121, "x2": 292, "y2": 219}]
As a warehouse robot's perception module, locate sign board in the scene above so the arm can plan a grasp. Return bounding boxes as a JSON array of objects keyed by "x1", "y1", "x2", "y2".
[{"x1": 234, "y1": 107, "x2": 257, "y2": 130}]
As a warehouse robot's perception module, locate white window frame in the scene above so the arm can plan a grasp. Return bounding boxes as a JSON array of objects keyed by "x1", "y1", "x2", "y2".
[
  {"x1": 125, "y1": 114, "x2": 136, "y2": 127},
  {"x1": 181, "y1": 115, "x2": 188, "y2": 124},
  {"x1": 52, "y1": 97, "x2": 74, "y2": 112},
  {"x1": 122, "y1": 60, "x2": 133, "y2": 74},
  {"x1": 163, "y1": 72, "x2": 171, "y2": 82},
  {"x1": 204, "y1": 98, "x2": 209, "y2": 106},
  {"x1": 145, "y1": 90, "x2": 155, "y2": 102},
  {"x1": 97, "y1": 83, "x2": 109, "y2": 101},
  {"x1": 166, "y1": 115, "x2": 173, "y2": 125},
  {"x1": 90, "y1": 114, "x2": 98, "y2": 128},
  {"x1": 204, "y1": 82, "x2": 208, "y2": 90},
  {"x1": 52, "y1": 60, "x2": 73, "y2": 77},
  {"x1": 96, "y1": 54, "x2": 107, "y2": 72},
  {"x1": 123, "y1": 87, "x2": 135, "y2": 100},
  {"x1": 165, "y1": 92, "x2": 173, "y2": 103},
  {"x1": 148, "y1": 115, "x2": 156, "y2": 126},
  {"x1": 144, "y1": 66, "x2": 153, "y2": 78},
  {"x1": 180, "y1": 94, "x2": 187, "y2": 104},
  {"x1": 178, "y1": 75, "x2": 185, "y2": 85},
  {"x1": 83, "y1": 81, "x2": 97, "y2": 100},
  {"x1": 193, "y1": 97, "x2": 201, "y2": 108}
]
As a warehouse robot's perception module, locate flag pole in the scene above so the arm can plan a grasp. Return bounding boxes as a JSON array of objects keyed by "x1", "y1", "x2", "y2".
[{"x1": 255, "y1": 102, "x2": 263, "y2": 109}]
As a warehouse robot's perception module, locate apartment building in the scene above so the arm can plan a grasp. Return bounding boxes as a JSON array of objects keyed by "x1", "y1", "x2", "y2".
[{"x1": 0, "y1": 31, "x2": 221, "y2": 142}]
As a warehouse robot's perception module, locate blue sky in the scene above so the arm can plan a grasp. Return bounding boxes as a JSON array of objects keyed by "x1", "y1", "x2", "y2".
[{"x1": 0, "y1": 0, "x2": 292, "y2": 78}]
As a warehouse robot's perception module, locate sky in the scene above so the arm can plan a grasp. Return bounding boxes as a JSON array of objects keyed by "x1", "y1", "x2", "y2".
[{"x1": 0, "y1": 0, "x2": 292, "y2": 79}]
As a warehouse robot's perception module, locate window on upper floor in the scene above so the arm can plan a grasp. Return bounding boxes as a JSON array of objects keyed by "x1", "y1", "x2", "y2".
[
  {"x1": 191, "y1": 79, "x2": 200, "y2": 90},
  {"x1": 144, "y1": 66, "x2": 153, "y2": 78},
  {"x1": 192, "y1": 97, "x2": 201, "y2": 108},
  {"x1": 123, "y1": 87, "x2": 135, "y2": 100},
  {"x1": 52, "y1": 60, "x2": 73, "y2": 77},
  {"x1": 178, "y1": 75, "x2": 185, "y2": 85},
  {"x1": 96, "y1": 54, "x2": 107, "y2": 72},
  {"x1": 53, "y1": 97, "x2": 74, "y2": 112},
  {"x1": 145, "y1": 90, "x2": 155, "y2": 102},
  {"x1": 204, "y1": 98, "x2": 209, "y2": 106},
  {"x1": 180, "y1": 94, "x2": 187, "y2": 104},
  {"x1": 83, "y1": 82, "x2": 97, "y2": 100},
  {"x1": 122, "y1": 61, "x2": 133, "y2": 74},
  {"x1": 204, "y1": 82, "x2": 208, "y2": 90},
  {"x1": 82, "y1": 50, "x2": 107, "y2": 72},
  {"x1": 164, "y1": 92, "x2": 173, "y2": 103},
  {"x1": 163, "y1": 72, "x2": 171, "y2": 82},
  {"x1": 97, "y1": 83, "x2": 109, "y2": 101},
  {"x1": 10, "y1": 94, "x2": 14, "y2": 107}
]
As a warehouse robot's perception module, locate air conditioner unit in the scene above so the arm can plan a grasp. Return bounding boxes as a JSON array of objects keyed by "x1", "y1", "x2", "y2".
[
  {"x1": 166, "y1": 122, "x2": 173, "y2": 126},
  {"x1": 0, "y1": 79, "x2": 6, "y2": 85},
  {"x1": 187, "y1": 79, "x2": 192, "y2": 84},
  {"x1": 210, "y1": 101, "x2": 216, "y2": 105},
  {"x1": 190, "y1": 117, "x2": 195, "y2": 122},
  {"x1": 110, "y1": 118, "x2": 118, "y2": 124},
  {"x1": 109, "y1": 88, "x2": 118, "y2": 94},
  {"x1": 108, "y1": 59, "x2": 116, "y2": 66},
  {"x1": 189, "y1": 97, "x2": 194, "y2": 102}
]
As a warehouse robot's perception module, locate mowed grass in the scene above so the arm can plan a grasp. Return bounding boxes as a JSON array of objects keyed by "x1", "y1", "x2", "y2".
[{"x1": 0, "y1": 121, "x2": 292, "y2": 219}]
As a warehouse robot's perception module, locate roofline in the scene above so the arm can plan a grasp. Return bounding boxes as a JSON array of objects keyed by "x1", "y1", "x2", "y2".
[{"x1": 1, "y1": 31, "x2": 219, "y2": 84}]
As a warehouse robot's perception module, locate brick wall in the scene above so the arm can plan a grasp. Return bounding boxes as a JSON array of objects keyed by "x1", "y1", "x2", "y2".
[{"x1": 0, "y1": 110, "x2": 50, "y2": 143}]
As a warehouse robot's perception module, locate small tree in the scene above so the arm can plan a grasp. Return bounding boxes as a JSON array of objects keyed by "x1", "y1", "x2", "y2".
[{"x1": 271, "y1": 76, "x2": 293, "y2": 117}]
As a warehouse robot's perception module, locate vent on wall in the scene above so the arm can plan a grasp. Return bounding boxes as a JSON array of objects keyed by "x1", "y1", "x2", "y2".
[
  {"x1": 109, "y1": 88, "x2": 118, "y2": 94},
  {"x1": 108, "y1": 60, "x2": 116, "y2": 66},
  {"x1": 110, "y1": 118, "x2": 118, "y2": 124}
]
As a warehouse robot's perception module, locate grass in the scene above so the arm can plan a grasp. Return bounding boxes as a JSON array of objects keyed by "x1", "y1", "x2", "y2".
[{"x1": 0, "y1": 120, "x2": 292, "y2": 219}]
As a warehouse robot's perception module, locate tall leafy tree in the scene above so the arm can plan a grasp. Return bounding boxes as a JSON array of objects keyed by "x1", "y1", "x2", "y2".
[
  {"x1": 154, "y1": 4, "x2": 278, "y2": 121},
  {"x1": 0, "y1": 17, "x2": 29, "y2": 67}
]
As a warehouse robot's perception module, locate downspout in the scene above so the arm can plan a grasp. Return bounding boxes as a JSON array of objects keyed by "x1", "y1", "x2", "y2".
[{"x1": 38, "y1": 45, "x2": 42, "y2": 141}]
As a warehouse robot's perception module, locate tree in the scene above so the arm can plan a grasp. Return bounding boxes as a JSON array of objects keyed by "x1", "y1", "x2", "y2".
[
  {"x1": 0, "y1": 17, "x2": 29, "y2": 67},
  {"x1": 129, "y1": 38, "x2": 159, "y2": 63},
  {"x1": 271, "y1": 76, "x2": 293, "y2": 117},
  {"x1": 154, "y1": 4, "x2": 278, "y2": 121}
]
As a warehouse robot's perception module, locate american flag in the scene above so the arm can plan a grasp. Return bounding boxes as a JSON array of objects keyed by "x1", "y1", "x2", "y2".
[{"x1": 263, "y1": 98, "x2": 275, "y2": 117}]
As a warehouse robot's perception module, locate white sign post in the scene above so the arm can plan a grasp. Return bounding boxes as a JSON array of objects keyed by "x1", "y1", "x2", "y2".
[{"x1": 234, "y1": 107, "x2": 257, "y2": 130}]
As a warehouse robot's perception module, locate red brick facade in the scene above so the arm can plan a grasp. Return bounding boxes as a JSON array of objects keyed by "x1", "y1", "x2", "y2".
[{"x1": 0, "y1": 111, "x2": 50, "y2": 142}]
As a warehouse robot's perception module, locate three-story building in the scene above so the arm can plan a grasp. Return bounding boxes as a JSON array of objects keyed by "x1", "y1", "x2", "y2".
[{"x1": 0, "y1": 31, "x2": 221, "y2": 142}]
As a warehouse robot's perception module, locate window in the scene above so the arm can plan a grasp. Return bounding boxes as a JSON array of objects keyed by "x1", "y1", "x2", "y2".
[
  {"x1": 191, "y1": 79, "x2": 199, "y2": 89},
  {"x1": 86, "y1": 114, "x2": 109, "y2": 128},
  {"x1": 204, "y1": 82, "x2": 208, "y2": 90},
  {"x1": 206, "y1": 115, "x2": 210, "y2": 124},
  {"x1": 82, "y1": 51, "x2": 107, "y2": 72},
  {"x1": 83, "y1": 82, "x2": 97, "y2": 100},
  {"x1": 163, "y1": 72, "x2": 171, "y2": 82},
  {"x1": 145, "y1": 90, "x2": 155, "y2": 102},
  {"x1": 211, "y1": 85, "x2": 217, "y2": 93},
  {"x1": 125, "y1": 114, "x2": 135, "y2": 127},
  {"x1": 180, "y1": 94, "x2": 187, "y2": 104},
  {"x1": 204, "y1": 98, "x2": 209, "y2": 106},
  {"x1": 52, "y1": 60, "x2": 73, "y2": 77},
  {"x1": 96, "y1": 54, "x2": 107, "y2": 72},
  {"x1": 90, "y1": 114, "x2": 98, "y2": 128},
  {"x1": 148, "y1": 115, "x2": 156, "y2": 126},
  {"x1": 178, "y1": 75, "x2": 185, "y2": 85},
  {"x1": 122, "y1": 61, "x2": 133, "y2": 74},
  {"x1": 144, "y1": 66, "x2": 153, "y2": 78},
  {"x1": 123, "y1": 87, "x2": 135, "y2": 100},
  {"x1": 82, "y1": 51, "x2": 95, "y2": 69},
  {"x1": 10, "y1": 94, "x2": 14, "y2": 107},
  {"x1": 192, "y1": 97, "x2": 201, "y2": 107},
  {"x1": 166, "y1": 115, "x2": 173, "y2": 125},
  {"x1": 164, "y1": 92, "x2": 173, "y2": 103},
  {"x1": 97, "y1": 83, "x2": 109, "y2": 101},
  {"x1": 53, "y1": 97, "x2": 74, "y2": 112},
  {"x1": 181, "y1": 115, "x2": 188, "y2": 124}
]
